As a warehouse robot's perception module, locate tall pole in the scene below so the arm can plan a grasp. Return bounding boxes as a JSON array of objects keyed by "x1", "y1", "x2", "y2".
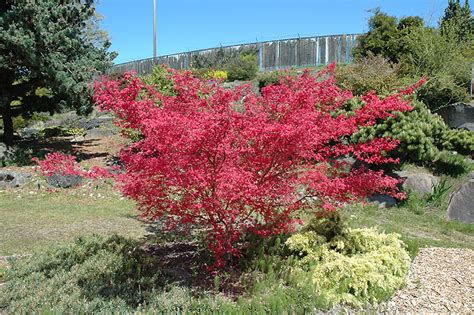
[{"x1": 153, "y1": 0, "x2": 157, "y2": 62}]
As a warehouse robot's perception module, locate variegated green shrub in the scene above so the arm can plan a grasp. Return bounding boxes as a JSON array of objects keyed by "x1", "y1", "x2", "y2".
[{"x1": 286, "y1": 228, "x2": 411, "y2": 307}]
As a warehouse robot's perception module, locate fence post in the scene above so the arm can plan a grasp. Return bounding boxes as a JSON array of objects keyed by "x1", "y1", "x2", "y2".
[
  {"x1": 295, "y1": 34, "x2": 300, "y2": 67},
  {"x1": 316, "y1": 37, "x2": 320, "y2": 65},
  {"x1": 471, "y1": 61, "x2": 474, "y2": 98},
  {"x1": 325, "y1": 37, "x2": 329, "y2": 64},
  {"x1": 276, "y1": 40, "x2": 280, "y2": 70}
]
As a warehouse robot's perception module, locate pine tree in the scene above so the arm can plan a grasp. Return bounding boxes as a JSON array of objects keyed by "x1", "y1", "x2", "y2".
[
  {"x1": 0, "y1": 0, "x2": 115, "y2": 145},
  {"x1": 441, "y1": 0, "x2": 473, "y2": 42}
]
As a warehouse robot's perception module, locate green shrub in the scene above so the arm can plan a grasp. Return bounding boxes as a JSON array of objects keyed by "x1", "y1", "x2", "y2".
[
  {"x1": 141, "y1": 65, "x2": 177, "y2": 96},
  {"x1": 12, "y1": 115, "x2": 28, "y2": 131},
  {"x1": 40, "y1": 126, "x2": 66, "y2": 138},
  {"x1": 352, "y1": 100, "x2": 473, "y2": 175},
  {"x1": 416, "y1": 74, "x2": 470, "y2": 110},
  {"x1": 440, "y1": 128, "x2": 474, "y2": 156},
  {"x1": 285, "y1": 228, "x2": 411, "y2": 307},
  {"x1": 354, "y1": 9, "x2": 471, "y2": 111},
  {"x1": 426, "y1": 177, "x2": 452, "y2": 207},
  {"x1": 302, "y1": 211, "x2": 348, "y2": 241},
  {"x1": 0, "y1": 229, "x2": 412, "y2": 313},
  {"x1": 29, "y1": 112, "x2": 50, "y2": 122},
  {"x1": 432, "y1": 150, "x2": 472, "y2": 176},
  {"x1": 336, "y1": 53, "x2": 409, "y2": 96},
  {"x1": 0, "y1": 145, "x2": 36, "y2": 167},
  {"x1": 37, "y1": 126, "x2": 84, "y2": 138},
  {"x1": 0, "y1": 234, "x2": 326, "y2": 313},
  {"x1": 256, "y1": 69, "x2": 298, "y2": 91},
  {"x1": 62, "y1": 127, "x2": 85, "y2": 137},
  {"x1": 225, "y1": 53, "x2": 258, "y2": 81}
]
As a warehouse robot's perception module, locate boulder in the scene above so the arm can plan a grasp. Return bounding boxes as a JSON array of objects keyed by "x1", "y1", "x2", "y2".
[
  {"x1": 43, "y1": 118, "x2": 66, "y2": 128},
  {"x1": 447, "y1": 173, "x2": 474, "y2": 223},
  {"x1": 83, "y1": 116, "x2": 114, "y2": 130},
  {"x1": 395, "y1": 171, "x2": 438, "y2": 197},
  {"x1": 46, "y1": 173, "x2": 83, "y2": 188},
  {"x1": 368, "y1": 194, "x2": 397, "y2": 208},
  {"x1": 458, "y1": 122, "x2": 474, "y2": 131},
  {"x1": 434, "y1": 102, "x2": 474, "y2": 129},
  {"x1": 18, "y1": 127, "x2": 41, "y2": 139},
  {"x1": 0, "y1": 170, "x2": 32, "y2": 188},
  {"x1": 84, "y1": 128, "x2": 115, "y2": 139}
]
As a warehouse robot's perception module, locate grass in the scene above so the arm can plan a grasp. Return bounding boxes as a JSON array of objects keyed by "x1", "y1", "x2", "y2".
[
  {"x1": 0, "y1": 183, "x2": 147, "y2": 256},
  {"x1": 343, "y1": 203, "x2": 474, "y2": 258},
  {"x1": 0, "y1": 167, "x2": 473, "y2": 313},
  {"x1": 341, "y1": 174, "x2": 474, "y2": 258},
  {"x1": 1, "y1": 171, "x2": 473, "y2": 260}
]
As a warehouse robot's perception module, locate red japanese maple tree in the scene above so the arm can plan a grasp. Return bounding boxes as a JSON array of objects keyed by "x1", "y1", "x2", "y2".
[{"x1": 94, "y1": 65, "x2": 420, "y2": 267}]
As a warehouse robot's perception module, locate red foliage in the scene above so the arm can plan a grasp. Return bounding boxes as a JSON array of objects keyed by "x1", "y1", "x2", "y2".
[
  {"x1": 94, "y1": 65, "x2": 419, "y2": 268},
  {"x1": 33, "y1": 152, "x2": 114, "y2": 180}
]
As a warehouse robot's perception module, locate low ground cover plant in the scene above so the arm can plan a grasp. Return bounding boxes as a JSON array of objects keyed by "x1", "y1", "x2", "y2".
[{"x1": 94, "y1": 64, "x2": 421, "y2": 267}]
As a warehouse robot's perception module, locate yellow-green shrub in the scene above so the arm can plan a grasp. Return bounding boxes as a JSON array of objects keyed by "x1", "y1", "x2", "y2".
[
  {"x1": 285, "y1": 228, "x2": 411, "y2": 307},
  {"x1": 205, "y1": 70, "x2": 228, "y2": 81}
]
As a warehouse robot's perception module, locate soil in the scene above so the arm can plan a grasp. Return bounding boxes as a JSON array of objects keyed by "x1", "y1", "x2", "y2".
[{"x1": 18, "y1": 134, "x2": 126, "y2": 168}]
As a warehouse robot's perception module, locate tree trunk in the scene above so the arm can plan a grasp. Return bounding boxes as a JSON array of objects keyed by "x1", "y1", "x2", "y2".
[{"x1": 2, "y1": 103, "x2": 14, "y2": 146}]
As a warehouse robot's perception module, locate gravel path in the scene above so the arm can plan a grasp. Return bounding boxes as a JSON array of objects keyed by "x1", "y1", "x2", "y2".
[{"x1": 383, "y1": 247, "x2": 474, "y2": 313}]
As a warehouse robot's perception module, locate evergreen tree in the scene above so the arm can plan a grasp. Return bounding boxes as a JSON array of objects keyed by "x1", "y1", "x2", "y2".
[
  {"x1": 441, "y1": 0, "x2": 473, "y2": 42},
  {"x1": 354, "y1": 9, "x2": 400, "y2": 62},
  {"x1": 0, "y1": 0, "x2": 115, "y2": 145},
  {"x1": 354, "y1": 9, "x2": 423, "y2": 63}
]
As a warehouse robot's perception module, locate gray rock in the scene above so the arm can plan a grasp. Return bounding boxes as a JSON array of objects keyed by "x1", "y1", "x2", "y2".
[
  {"x1": 84, "y1": 128, "x2": 115, "y2": 139},
  {"x1": 83, "y1": 116, "x2": 114, "y2": 130},
  {"x1": 368, "y1": 194, "x2": 397, "y2": 208},
  {"x1": 434, "y1": 102, "x2": 474, "y2": 129},
  {"x1": 18, "y1": 127, "x2": 41, "y2": 139},
  {"x1": 46, "y1": 173, "x2": 83, "y2": 188},
  {"x1": 43, "y1": 118, "x2": 66, "y2": 128},
  {"x1": 447, "y1": 174, "x2": 474, "y2": 223},
  {"x1": 395, "y1": 171, "x2": 439, "y2": 197},
  {"x1": 458, "y1": 122, "x2": 474, "y2": 131},
  {"x1": 0, "y1": 171, "x2": 32, "y2": 188}
]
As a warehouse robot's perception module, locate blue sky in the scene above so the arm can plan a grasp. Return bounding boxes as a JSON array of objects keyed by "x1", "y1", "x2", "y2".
[{"x1": 97, "y1": 0, "x2": 448, "y2": 64}]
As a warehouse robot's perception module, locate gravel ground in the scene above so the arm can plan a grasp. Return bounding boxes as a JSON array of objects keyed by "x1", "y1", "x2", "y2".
[{"x1": 382, "y1": 247, "x2": 474, "y2": 313}]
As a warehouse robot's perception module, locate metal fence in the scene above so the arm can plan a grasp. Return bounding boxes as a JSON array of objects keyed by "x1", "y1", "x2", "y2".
[{"x1": 110, "y1": 34, "x2": 361, "y2": 75}]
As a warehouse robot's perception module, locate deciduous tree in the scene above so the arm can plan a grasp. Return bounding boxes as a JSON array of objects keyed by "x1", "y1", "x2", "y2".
[{"x1": 95, "y1": 66, "x2": 421, "y2": 267}]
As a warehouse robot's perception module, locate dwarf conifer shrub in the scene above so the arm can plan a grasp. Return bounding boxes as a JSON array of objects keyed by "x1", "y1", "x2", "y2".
[
  {"x1": 353, "y1": 100, "x2": 474, "y2": 175},
  {"x1": 285, "y1": 228, "x2": 411, "y2": 307}
]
